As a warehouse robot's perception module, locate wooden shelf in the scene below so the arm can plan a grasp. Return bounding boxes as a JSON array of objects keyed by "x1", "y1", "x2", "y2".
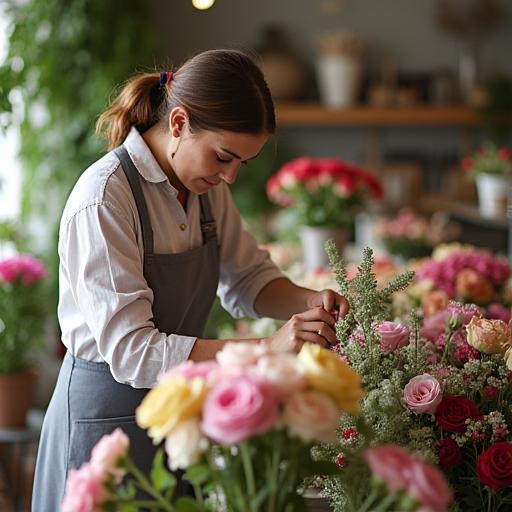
[{"x1": 275, "y1": 103, "x2": 481, "y2": 127}]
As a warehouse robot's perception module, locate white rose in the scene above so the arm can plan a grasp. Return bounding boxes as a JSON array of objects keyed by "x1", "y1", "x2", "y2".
[
  {"x1": 216, "y1": 341, "x2": 271, "y2": 368},
  {"x1": 255, "y1": 353, "x2": 307, "y2": 401},
  {"x1": 282, "y1": 391, "x2": 340, "y2": 443},
  {"x1": 164, "y1": 418, "x2": 208, "y2": 470}
]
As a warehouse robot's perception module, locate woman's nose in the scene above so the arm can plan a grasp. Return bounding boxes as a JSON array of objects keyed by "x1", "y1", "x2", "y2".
[{"x1": 219, "y1": 163, "x2": 240, "y2": 184}]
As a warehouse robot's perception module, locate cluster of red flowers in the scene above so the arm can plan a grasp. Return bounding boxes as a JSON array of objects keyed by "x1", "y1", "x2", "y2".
[{"x1": 266, "y1": 157, "x2": 383, "y2": 207}]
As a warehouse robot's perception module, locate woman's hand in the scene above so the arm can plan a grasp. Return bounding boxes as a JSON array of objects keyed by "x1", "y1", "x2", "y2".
[
  {"x1": 306, "y1": 289, "x2": 349, "y2": 321},
  {"x1": 263, "y1": 306, "x2": 338, "y2": 353}
]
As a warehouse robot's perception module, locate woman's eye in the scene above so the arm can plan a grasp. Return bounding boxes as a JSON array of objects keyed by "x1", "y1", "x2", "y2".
[{"x1": 216, "y1": 154, "x2": 232, "y2": 163}]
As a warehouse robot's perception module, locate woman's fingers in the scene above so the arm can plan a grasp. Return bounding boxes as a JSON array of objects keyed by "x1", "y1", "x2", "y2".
[
  {"x1": 299, "y1": 321, "x2": 337, "y2": 345},
  {"x1": 295, "y1": 306, "x2": 335, "y2": 326},
  {"x1": 297, "y1": 330, "x2": 331, "y2": 348}
]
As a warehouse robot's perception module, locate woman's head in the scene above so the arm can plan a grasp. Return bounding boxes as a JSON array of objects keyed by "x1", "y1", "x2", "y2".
[{"x1": 96, "y1": 49, "x2": 275, "y2": 150}]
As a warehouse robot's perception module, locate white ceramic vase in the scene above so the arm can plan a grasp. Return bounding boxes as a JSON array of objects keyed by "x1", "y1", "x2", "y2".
[
  {"x1": 475, "y1": 173, "x2": 511, "y2": 219},
  {"x1": 299, "y1": 225, "x2": 348, "y2": 272},
  {"x1": 316, "y1": 55, "x2": 361, "y2": 108}
]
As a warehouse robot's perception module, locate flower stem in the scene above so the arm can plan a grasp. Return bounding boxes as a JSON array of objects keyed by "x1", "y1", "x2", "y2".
[
  {"x1": 358, "y1": 489, "x2": 379, "y2": 512},
  {"x1": 440, "y1": 327, "x2": 455, "y2": 364},
  {"x1": 268, "y1": 432, "x2": 281, "y2": 512},
  {"x1": 124, "y1": 459, "x2": 175, "y2": 512},
  {"x1": 240, "y1": 441, "x2": 257, "y2": 510}
]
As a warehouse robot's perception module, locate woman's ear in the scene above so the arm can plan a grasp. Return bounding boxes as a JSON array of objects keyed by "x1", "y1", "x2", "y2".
[{"x1": 169, "y1": 106, "x2": 188, "y2": 137}]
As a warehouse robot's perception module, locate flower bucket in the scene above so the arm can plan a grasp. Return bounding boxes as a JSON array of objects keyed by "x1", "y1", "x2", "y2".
[
  {"x1": 299, "y1": 225, "x2": 348, "y2": 271},
  {"x1": 316, "y1": 55, "x2": 361, "y2": 108},
  {"x1": 475, "y1": 173, "x2": 511, "y2": 218}
]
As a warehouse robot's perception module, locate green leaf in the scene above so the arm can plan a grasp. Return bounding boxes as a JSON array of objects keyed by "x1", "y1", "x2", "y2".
[
  {"x1": 174, "y1": 496, "x2": 206, "y2": 511},
  {"x1": 150, "y1": 449, "x2": 176, "y2": 492},
  {"x1": 184, "y1": 464, "x2": 210, "y2": 486},
  {"x1": 250, "y1": 485, "x2": 270, "y2": 509},
  {"x1": 116, "y1": 480, "x2": 137, "y2": 500},
  {"x1": 118, "y1": 504, "x2": 138, "y2": 512}
]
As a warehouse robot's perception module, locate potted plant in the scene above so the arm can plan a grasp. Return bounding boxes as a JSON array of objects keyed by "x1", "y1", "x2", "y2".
[
  {"x1": 461, "y1": 142, "x2": 512, "y2": 218},
  {"x1": 0, "y1": 253, "x2": 48, "y2": 427},
  {"x1": 266, "y1": 157, "x2": 383, "y2": 270}
]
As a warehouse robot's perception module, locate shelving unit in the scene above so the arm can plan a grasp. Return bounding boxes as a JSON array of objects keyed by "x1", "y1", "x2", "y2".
[{"x1": 275, "y1": 103, "x2": 481, "y2": 127}]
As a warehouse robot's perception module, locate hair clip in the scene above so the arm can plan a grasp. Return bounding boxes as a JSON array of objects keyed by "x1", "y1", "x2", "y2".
[{"x1": 159, "y1": 71, "x2": 173, "y2": 89}]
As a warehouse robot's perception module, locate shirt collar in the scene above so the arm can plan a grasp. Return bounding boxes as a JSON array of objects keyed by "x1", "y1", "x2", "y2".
[{"x1": 123, "y1": 127, "x2": 174, "y2": 187}]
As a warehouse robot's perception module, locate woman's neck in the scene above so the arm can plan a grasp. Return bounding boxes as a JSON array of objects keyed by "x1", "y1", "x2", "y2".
[{"x1": 142, "y1": 126, "x2": 188, "y2": 208}]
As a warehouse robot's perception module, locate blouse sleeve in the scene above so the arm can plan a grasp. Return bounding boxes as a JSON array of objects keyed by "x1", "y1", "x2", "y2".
[{"x1": 59, "y1": 202, "x2": 196, "y2": 389}]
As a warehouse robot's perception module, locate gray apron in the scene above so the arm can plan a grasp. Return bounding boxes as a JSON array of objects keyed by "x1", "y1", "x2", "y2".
[{"x1": 32, "y1": 146, "x2": 220, "y2": 511}]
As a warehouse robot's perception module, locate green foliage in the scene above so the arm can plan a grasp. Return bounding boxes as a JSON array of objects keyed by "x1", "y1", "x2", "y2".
[{"x1": 0, "y1": 0, "x2": 158, "y2": 328}]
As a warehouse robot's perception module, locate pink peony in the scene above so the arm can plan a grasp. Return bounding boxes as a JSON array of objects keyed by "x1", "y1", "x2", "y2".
[
  {"x1": 282, "y1": 391, "x2": 340, "y2": 443},
  {"x1": 158, "y1": 360, "x2": 219, "y2": 384},
  {"x1": 487, "y1": 303, "x2": 512, "y2": 323},
  {"x1": 90, "y1": 428, "x2": 129, "y2": 483},
  {"x1": 0, "y1": 254, "x2": 47, "y2": 285},
  {"x1": 362, "y1": 444, "x2": 413, "y2": 492},
  {"x1": 255, "y1": 353, "x2": 307, "y2": 401},
  {"x1": 407, "y1": 460, "x2": 453, "y2": 512},
  {"x1": 376, "y1": 321, "x2": 410, "y2": 354},
  {"x1": 201, "y1": 374, "x2": 278, "y2": 445},
  {"x1": 403, "y1": 374, "x2": 443, "y2": 415},
  {"x1": 216, "y1": 342, "x2": 271, "y2": 368},
  {"x1": 61, "y1": 463, "x2": 107, "y2": 512}
]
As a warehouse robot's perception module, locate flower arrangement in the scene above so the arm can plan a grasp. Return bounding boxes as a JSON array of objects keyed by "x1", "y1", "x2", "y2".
[
  {"x1": 414, "y1": 246, "x2": 511, "y2": 311},
  {"x1": 0, "y1": 253, "x2": 47, "y2": 374},
  {"x1": 374, "y1": 208, "x2": 459, "y2": 260},
  {"x1": 266, "y1": 157, "x2": 383, "y2": 227},
  {"x1": 461, "y1": 142, "x2": 512, "y2": 178},
  {"x1": 315, "y1": 243, "x2": 512, "y2": 512},
  {"x1": 62, "y1": 342, "x2": 366, "y2": 511}
]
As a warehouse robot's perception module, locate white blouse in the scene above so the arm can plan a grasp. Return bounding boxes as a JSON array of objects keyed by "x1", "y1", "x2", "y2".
[{"x1": 57, "y1": 127, "x2": 283, "y2": 388}]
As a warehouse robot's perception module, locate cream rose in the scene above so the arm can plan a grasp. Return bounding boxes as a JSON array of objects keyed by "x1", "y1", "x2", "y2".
[
  {"x1": 136, "y1": 376, "x2": 207, "y2": 443},
  {"x1": 164, "y1": 417, "x2": 209, "y2": 470},
  {"x1": 282, "y1": 391, "x2": 340, "y2": 443},
  {"x1": 297, "y1": 343, "x2": 365, "y2": 414},
  {"x1": 216, "y1": 341, "x2": 271, "y2": 368},
  {"x1": 255, "y1": 353, "x2": 307, "y2": 401},
  {"x1": 504, "y1": 346, "x2": 512, "y2": 370},
  {"x1": 466, "y1": 316, "x2": 512, "y2": 355}
]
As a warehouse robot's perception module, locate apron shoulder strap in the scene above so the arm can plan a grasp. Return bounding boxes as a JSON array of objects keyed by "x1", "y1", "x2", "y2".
[
  {"x1": 114, "y1": 146, "x2": 154, "y2": 254},
  {"x1": 199, "y1": 193, "x2": 217, "y2": 243}
]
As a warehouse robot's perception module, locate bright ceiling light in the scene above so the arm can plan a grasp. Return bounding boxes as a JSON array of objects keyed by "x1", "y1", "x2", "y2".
[{"x1": 192, "y1": 0, "x2": 215, "y2": 10}]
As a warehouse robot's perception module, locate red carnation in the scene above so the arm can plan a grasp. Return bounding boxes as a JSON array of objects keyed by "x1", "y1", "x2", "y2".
[
  {"x1": 435, "y1": 396, "x2": 482, "y2": 433},
  {"x1": 461, "y1": 157, "x2": 473, "y2": 171},
  {"x1": 498, "y1": 147, "x2": 511, "y2": 161},
  {"x1": 438, "y1": 438, "x2": 462, "y2": 469},
  {"x1": 476, "y1": 442, "x2": 512, "y2": 490}
]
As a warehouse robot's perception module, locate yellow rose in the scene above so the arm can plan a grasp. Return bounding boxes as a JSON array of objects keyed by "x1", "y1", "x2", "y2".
[
  {"x1": 466, "y1": 316, "x2": 511, "y2": 356},
  {"x1": 136, "y1": 376, "x2": 207, "y2": 443},
  {"x1": 297, "y1": 343, "x2": 366, "y2": 414}
]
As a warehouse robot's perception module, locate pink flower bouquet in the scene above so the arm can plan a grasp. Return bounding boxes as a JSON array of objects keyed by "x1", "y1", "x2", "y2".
[
  {"x1": 266, "y1": 157, "x2": 383, "y2": 227},
  {"x1": 0, "y1": 253, "x2": 48, "y2": 374},
  {"x1": 63, "y1": 342, "x2": 366, "y2": 511}
]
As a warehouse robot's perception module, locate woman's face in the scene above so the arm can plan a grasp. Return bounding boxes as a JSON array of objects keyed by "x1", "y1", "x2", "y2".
[{"x1": 167, "y1": 108, "x2": 269, "y2": 195}]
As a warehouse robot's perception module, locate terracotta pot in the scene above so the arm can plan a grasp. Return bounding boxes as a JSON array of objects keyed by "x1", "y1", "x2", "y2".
[{"x1": 0, "y1": 369, "x2": 37, "y2": 427}]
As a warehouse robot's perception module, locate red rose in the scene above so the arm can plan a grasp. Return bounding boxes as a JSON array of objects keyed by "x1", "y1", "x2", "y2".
[
  {"x1": 476, "y1": 442, "x2": 512, "y2": 490},
  {"x1": 438, "y1": 438, "x2": 462, "y2": 469},
  {"x1": 499, "y1": 147, "x2": 511, "y2": 161},
  {"x1": 435, "y1": 396, "x2": 483, "y2": 433},
  {"x1": 461, "y1": 157, "x2": 473, "y2": 171}
]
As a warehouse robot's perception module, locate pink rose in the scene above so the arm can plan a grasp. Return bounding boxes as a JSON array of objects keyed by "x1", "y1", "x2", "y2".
[
  {"x1": 90, "y1": 428, "x2": 129, "y2": 483},
  {"x1": 420, "y1": 311, "x2": 450, "y2": 342},
  {"x1": 61, "y1": 463, "x2": 107, "y2": 512},
  {"x1": 362, "y1": 444, "x2": 413, "y2": 492},
  {"x1": 407, "y1": 460, "x2": 453, "y2": 512},
  {"x1": 282, "y1": 391, "x2": 340, "y2": 443},
  {"x1": 201, "y1": 374, "x2": 278, "y2": 444},
  {"x1": 255, "y1": 353, "x2": 307, "y2": 401},
  {"x1": 0, "y1": 254, "x2": 47, "y2": 285},
  {"x1": 158, "y1": 361, "x2": 219, "y2": 384},
  {"x1": 376, "y1": 321, "x2": 410, "y2": 354},
  {"x1": 216, "y1": 342, "x2": 271, "y2": 368},
  {"x1": 403, "y1": 374, "x2": 443, "y2": 415}
]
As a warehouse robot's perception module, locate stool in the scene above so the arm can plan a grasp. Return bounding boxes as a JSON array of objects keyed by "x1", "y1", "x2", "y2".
[{"x1": 0, "y1": 427, "x2": 40, "y2": 512}]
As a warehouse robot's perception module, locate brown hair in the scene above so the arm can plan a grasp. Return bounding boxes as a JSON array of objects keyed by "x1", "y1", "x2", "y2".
[{"x1": 96, "y1": 49, "x2": 276, "y2": 150}]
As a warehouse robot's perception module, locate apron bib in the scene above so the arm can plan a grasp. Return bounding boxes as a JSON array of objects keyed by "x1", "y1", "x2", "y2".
[{"x1": 32, "y1": 146, "x2": 220, "y2": 511}]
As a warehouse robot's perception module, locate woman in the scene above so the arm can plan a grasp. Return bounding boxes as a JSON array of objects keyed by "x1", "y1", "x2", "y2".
[{"x1": 32, "y1": 49, "x2": 348, "y2": 510}]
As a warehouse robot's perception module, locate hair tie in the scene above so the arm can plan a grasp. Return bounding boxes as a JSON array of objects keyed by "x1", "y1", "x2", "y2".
[{"x1": 159, "y1": 71, "x2": 173, "y2": 89}]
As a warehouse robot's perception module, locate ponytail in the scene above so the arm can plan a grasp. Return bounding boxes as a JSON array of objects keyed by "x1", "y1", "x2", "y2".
[
  {"x1": 97, "y1": 50, "x2": 276, "y2": 151},
  {"x1": 96, "y1": 73, "x2": 165, "y2": 150}
]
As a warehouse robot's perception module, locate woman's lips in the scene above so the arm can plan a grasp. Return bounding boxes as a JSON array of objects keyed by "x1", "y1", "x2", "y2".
[{"x1": 202, "y1": 177, "x2": 220, "y2": 186}]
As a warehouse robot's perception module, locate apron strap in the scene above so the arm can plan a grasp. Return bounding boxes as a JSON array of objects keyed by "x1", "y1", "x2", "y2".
[
  {"x1": 199, "y1": 193, "x2": 218, "y2": 243},
  {"x1": 114, "y1": 146, "x2": 155, "y2": 255}
]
